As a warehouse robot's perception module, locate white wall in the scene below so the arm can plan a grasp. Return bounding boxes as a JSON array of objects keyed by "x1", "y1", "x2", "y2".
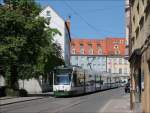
[
  {"x1": 0, "y1": 75, "x2": 5, "y2": 87},
  {"x1": 18, "y1": 78, "x2": 42, "y2": 93},
  {"x1": 39, "y1": 6, "x2": 65, "y2": 59}
]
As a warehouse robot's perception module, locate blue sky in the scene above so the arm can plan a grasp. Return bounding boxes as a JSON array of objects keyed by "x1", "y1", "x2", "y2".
[{"x1": 37, "y1": 0, "x2": 125, "y2": 39}]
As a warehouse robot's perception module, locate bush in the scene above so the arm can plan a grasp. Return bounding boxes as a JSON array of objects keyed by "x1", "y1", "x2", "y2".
[
  {"x1": 5, "y1": 88, "x2": 19, "y2": 96},
  {"x1": 19, "y1": 89, "x2": 28, "y2": 97}
]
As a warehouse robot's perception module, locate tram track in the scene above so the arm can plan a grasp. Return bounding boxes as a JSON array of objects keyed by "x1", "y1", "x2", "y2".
[
  {"x1": 0, "y1": 96, "x2": 87, "y2": 113},
  {"x1": 0, "y1": 97, "x2": 60, "y2": 112}
]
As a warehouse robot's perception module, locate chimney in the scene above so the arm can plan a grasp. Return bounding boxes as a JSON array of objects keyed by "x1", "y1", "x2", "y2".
[{"x1": 65, "y1": 16, "x2": 71, "y2": 30}]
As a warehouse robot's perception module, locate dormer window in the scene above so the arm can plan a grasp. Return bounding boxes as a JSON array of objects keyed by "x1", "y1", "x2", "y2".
[
  {"x1": 114, "y1": 45, "x2": 119, "y2": 49},
  {"x1": 46, "y1": 11, "x2": 51, "y2": 16},
  {"x1": 115, "y1": 50, "x2": 120, "y2": 55}
]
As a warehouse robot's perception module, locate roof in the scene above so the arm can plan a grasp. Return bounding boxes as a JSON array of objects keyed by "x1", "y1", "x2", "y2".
[{"x1": 39, "y1": 5, "x2": 65, "y2": 22}]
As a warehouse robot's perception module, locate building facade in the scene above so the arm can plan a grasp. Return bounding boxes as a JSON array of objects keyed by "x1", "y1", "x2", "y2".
[
  {"x1": 129, "y1": 0, "x2": 150, "y2": 112},
  {"x1": 70, "y1": 38, "x2": 130, "y2": 82}
]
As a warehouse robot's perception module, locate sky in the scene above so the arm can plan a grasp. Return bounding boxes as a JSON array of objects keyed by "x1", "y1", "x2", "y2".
[{"x1": 36, "y1": 0, "x2": 125, "y2": 39}]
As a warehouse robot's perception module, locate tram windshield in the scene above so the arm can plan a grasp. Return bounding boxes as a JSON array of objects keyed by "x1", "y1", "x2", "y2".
[{"x1": 54, "y1": 74, "x2": 71, "y2": 85}]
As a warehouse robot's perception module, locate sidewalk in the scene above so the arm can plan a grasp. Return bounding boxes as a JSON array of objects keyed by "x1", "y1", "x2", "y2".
[
  {"x1": 0, "y1": 96, "x2": 44, "y2": 106},
  {"x1": 100, "y1": 94, "x2": 142, "y2": 113},
  {"x1": 0, "y1": 92, "x2": 53, "y2": 106}
]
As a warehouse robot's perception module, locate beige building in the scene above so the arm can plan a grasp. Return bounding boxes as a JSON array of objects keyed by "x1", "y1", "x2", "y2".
[{"x1": 129, "y1": 0, "x2": 150, "y2": 113}]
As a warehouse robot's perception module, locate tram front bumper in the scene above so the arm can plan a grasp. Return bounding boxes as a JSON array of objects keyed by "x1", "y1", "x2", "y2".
[{"x1": 54, "y1": 91, "x2": 73, "y2": 97}]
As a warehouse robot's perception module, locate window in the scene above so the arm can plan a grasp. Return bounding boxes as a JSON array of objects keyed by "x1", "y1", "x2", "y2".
[
  {"x1": 142, "y1": 0, "x2": 144, "y2": 5},
  {"x1": 81, "y1": 63, "x2": 84, "y2": 67},
  {"x1": 46, "y1": 17, "x2": 51, "y2": 24},
  {"x1": 88, "y1": 44, "x2": 92, "y2": 48},
  {"x1": 80, "y1": 43, "x2": 84, "y2": 54},
  {"x1": 119, "y1": 68, "x2": 122, "y2": 74},
  {"x1": 97, "y1": 44, "x2": 102, "y2": 55},
  {"x1": 144, "y1": 0, "x2": 150, "y2": 20},
  {"x1": 113, "y1": 58, "x2": 116, "y2": 64},
  {"x1": 133, "y1": 15, "x2": 135, "y2": 24},
  {"x1": 71, "y1": 43, "x2": 75, "y2": 48},
  {"x1": 137, "y1": 3, "x2": 139, "y2": 14},
  {"x1": 93, "y1": 64, "x2": 96, "y2": 67},
  {"x1": 89, "y1": 49, "x2": 93, "y2": 55},
  {"x1": 46, "y1": 11, "x2": 51, "y2": 23},
  {"x1": 80, "y1": 49, "x2": 84, "y2": 54},
  {"x1": 114, "y1": 45, "x2": 119, "y2": 49},
  {"x1": 75, "y1": 56, "x2": 78, "y2": 60},
  {"x1": 71, "y1": 44, "x2": 75, "y2": 54},
  {"x1": 124, "y1": 68, "x2": 127, "y2": 74},
  {"x1": 139, "y1": 16, "x2": 144, "y2": 29},
  {"x1": 124, "y1": 59, "x2": 128, "y2": 64},
  {"x1": 46, "y1": 11, "x2": 51, "y2": 16},
  {"x1": 80, "y1": 43, "x2": 83, "y2": 47},
  {"x1": 88, "y1": 44, "x2": 93, "y2": 55},
  {"x1": 72, "y1": 49, "x2": 76, "y2": 54},
  {"x1": 98, "y1": 48, "x2": 103, "y2": 55},
  {"x1": 119, "y1": 58, "x2": 122, "y2": 64},
  {"x1": 135, "y1": 27, "x2": 139, "y2": 38},
  {"x1": 115, "y1": 50, "x2": 120, "y2": 55},
  {"x1": 97, "y1": 44, "x2": 101, "y2": 48},
  {"x1": 113, "y1": 41, "x2": 119, "y2": 44},
  {"x1": 81, "y1": 56, "x2": 84, "y2": 60},
  {"x1": 108, "y1": 69, "x2": 111, "y2": 73}
]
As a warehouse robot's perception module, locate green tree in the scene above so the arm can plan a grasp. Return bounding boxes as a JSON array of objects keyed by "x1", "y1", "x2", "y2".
[{"x1": 0, "y1": 0, "x2": 64, "y2": 90}]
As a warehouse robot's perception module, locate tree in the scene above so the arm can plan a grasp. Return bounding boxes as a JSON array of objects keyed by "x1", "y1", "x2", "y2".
[{"x1": 0, "y1": 0, "x2": 64, "y2": 90}]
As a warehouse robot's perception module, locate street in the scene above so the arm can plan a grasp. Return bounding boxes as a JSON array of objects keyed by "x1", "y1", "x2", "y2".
[{"x1": 0, "y1": 88, "x2": 128, "y2": 113}]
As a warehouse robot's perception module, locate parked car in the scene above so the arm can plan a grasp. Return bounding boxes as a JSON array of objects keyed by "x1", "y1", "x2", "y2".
[{"x1": 124, "y1": 82, "x2": 130, "y2": 93}]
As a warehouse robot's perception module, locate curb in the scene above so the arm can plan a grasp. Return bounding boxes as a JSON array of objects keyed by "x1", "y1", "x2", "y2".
[{"x1": 0, "y1": 97, "x2": 44, "y2": 106}]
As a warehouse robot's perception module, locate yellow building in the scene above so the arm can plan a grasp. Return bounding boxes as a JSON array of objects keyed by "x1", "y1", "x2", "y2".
[{"x1": 129, "y1": 0, "x2": 150, "y2": 112}]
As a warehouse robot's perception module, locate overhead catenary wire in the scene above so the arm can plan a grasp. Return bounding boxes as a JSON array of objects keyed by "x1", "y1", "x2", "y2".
[{"x1": 64, "y1": 1, "x2": 125, "y2": 36}]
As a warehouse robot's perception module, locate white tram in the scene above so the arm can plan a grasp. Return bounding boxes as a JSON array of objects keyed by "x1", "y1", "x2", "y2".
[{"x1": 53, "y1": 66, "x2": 119, "y2": 97}]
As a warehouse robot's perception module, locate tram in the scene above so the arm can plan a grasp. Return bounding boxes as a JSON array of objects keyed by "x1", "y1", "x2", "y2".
[{"x1": 53, "y1": 66, "x2": 119, "y2": 97}]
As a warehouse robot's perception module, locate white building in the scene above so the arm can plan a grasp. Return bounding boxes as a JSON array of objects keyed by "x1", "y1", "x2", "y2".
[
  {"x1": 107, "y1": 56, "x2": 130, "y2": 83},
  {"x1": 39, "y1": 6, "x2": 71, "y2": 65},
  {"x1": 19, "y1": 6, "x2": 71, "y2": 93}
]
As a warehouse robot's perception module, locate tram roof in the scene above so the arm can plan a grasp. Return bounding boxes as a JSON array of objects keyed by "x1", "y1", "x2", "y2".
[{"x1": 54, "y1": 65, "x2": 82, "y2": 70}]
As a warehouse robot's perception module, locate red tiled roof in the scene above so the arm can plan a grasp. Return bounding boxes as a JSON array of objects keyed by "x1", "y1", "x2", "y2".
[{"x1": 71, "y1": 37, "x2": 126, "y2": 56}]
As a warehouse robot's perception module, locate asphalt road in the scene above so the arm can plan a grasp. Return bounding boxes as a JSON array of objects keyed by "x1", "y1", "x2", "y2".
[{"x1": 0, "y1": 87, "x2": 126, "y2": 113}]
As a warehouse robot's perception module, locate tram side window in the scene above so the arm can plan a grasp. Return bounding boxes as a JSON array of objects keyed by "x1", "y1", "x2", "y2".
[
  {"x1": 73, "y1": 72, "x2": 83, "y2": 87},
  {"x1": 73, "y1": 72, "x2": 77, "y2": 87}
]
